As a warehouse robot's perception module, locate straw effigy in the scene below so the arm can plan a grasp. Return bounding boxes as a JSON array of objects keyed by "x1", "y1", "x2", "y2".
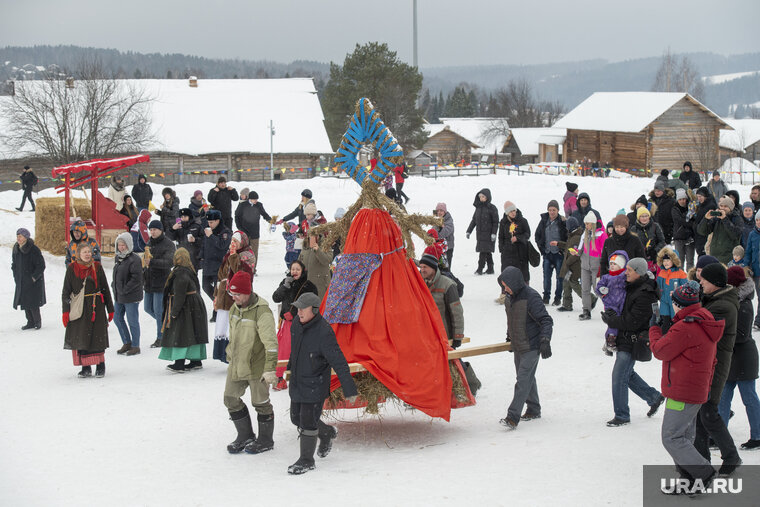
[{"x1": 34, "y1": 197, "x2": 91, "y2": 255}]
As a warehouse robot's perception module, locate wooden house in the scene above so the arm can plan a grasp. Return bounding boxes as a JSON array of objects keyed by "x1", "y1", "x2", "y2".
[
  {"x1": 553, "y1": 92, "x2": 729, "y2": 175},
  {"x1": 503, "y1": 128, "x2": 566, "y2": 164},
  {"x1": 720, "y1": 119, "x2": 760, "y2": 165},
  {"x1": 423, "y1": 118, "x2": 509, "y2": 165}
]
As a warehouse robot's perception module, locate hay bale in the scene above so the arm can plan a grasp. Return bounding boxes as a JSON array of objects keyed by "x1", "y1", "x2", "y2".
[{"x1": 35, "y1": 197, "x2": 91, "y2": 256}]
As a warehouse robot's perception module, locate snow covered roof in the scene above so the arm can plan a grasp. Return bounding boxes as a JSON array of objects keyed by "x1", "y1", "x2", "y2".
[
  {"x1": 719, "y1": 118, "x2": 760, "y2": 152},
  {"x1": 703, "y1": 70, "x2": 760, "y2": 85},
  {"x1": 0, "y1": 78, "x2": 333, "y2": 158},
  {"x1": 425, "y1": 118, "x2": 509, "y2": 155},
  {"x1": 508, "y1": 128, "x2": 566, "y2": 156},
  {"x1": 553, "y1": 92, "x2": 728, "y2": 133}
]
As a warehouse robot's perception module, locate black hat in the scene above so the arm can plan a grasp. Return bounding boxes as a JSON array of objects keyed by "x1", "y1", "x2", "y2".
[
  {"x1": 635, "y1": 194, "x2": 648, "y2": 207},
  {"x1": 148, "y1": 220, "x2": 163, "y2": 231},
  {"x1": 23, "y1": 165, "x2": 30, "y2": 170},
  {"x1": 419, "y1": 253, "x2": 439, "y2": 271},
  {"x1": 565, "y1": 182, "x2": 578, "y2": 192},
  {"x1": 217, "y1": 176, "x2": 227, "y2": 184},
  {"x1": 207, "y1": 209, "x2": 222, "y2": 221},
  {"x1": 683, "y1": 161, "x2": 693, "y2": 170},
  {"x1": 696, "y1": 255, "x2": 719, "y2": 270},
  {"x1": 700, "y1": 263, "x2": 727, "y2": 288},
  {"x1": 249, "y1": 190, "x2": 259, "y2": 200},
  {"x1": 179, "y1": 208, "x2": 194, "y2": 218},
  {"x1": 660, "y1": 169, "x2": 669, "y2": 177},
  {"x1": 301, "y1": 189, "x2": 312, "y2": 199},
  {"x1": 696, "y1": 187, "x2": 709, "y2": 197}
]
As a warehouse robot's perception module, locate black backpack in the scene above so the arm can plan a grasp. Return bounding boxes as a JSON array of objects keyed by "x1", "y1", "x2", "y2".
[
  {"x1": 401, "y1": 164, "x2": 409, "y2": 179},
  {"x1": 441, "y1": 269, "x2": 464, "y2": 298}
]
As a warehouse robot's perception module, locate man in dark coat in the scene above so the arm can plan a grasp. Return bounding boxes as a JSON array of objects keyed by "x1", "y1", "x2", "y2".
[
  {"x1": 650, "y1": 182, "x2": 676, "y2": 244},
  {"x1": 750, "y1": 185, "x2": 760, "y2": 212},
  {"x1": 208, "y1": 176, "x2": 239, "y2": 230},
  {"x1": 201, "y1": 210, "x2": 231, "y2": 322},
  {"x1": 498, "y1": 201, "x2": 531, "y2": 283},
  {"x1": 143, "y1": 220, "x2": 176, "y2": 348},
  {"x1": 671, "y1": 188, "x2": 696, "y2": 271},
  {"x1": 497, "y1": 267, "x2": 553, "y2": 430},
  {"x1": 17, "y1": 165, "x2": 37, "y2": 211},
  {"x1": 12, "y1": 228, "x2": 45, "y2": 329},
  {"x1": 601, "y1": 258, "x2": 664, "y2": 426},
  {"x1": 695, "y1": 263, "x2": 742, "y2": 475},
  {"x1": 535, "y1": 199, "x2": 567, "y2": 305},
  {"x1": 571, "y1": 192, "x2": 601, "y2": 225},
  {"x1": 557, "y1": 217, "x2": 583, "y2": 311},
  {"x1": 287, "y1": 292, "x2": 358, "y2": 474},
  {"x1": 694, "y1": 187, "x2": 717, "y2": 256},
  {"x1": 679, "y1": 161, "x2": 702, "y2": 190},
  {"x1": 466, "y1": 188, "x2": 499, "y2": 275},
  {"x1": 167, "y1": 208, "x2": 204, "y2": 270},
  {"x1": 235, "y1": 190, "x2": 271, "y2": 265},
  {"x1": 281, "y1": 188, "x2": 313, "y2": 226},
  {"x1": 131, "y1": 174, "x2": 153, "y2": 210},
  {"x1": 600, "y1": 215, "x2": 645, "y2": 276}
]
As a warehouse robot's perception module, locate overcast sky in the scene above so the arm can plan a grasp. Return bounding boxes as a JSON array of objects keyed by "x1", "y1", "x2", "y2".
[{"x1": 2, "y1": 0, "x2": 758, "y2": 67}]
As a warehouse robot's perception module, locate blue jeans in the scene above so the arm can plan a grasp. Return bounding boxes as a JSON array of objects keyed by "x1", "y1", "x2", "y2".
[
  {"x1": 612, "y1": 350, "x2": 661, "y2": 421},
  {"x1": 719, "y1": 379, "x2": 760, "y2": 440},
  {"x1": 143, "y1": 291, "x2": 164, "y2": 340},
  {"x1": 542, "y1": 252, "x2": 563, "y2": 300},
  {"x1": 114, "y1": 302, "x2": 141, "y2": 347}
]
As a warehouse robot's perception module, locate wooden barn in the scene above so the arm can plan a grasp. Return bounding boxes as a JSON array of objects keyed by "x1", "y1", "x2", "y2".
[
  {"x1": 423, "y1": 118, "x2": 509, "y2": 165},
  {"x1": 503, "y1": 128, "x2": 566, "y2": 164},
  {"x1": 553, "y1": 92, "x2": 730, "y2": 175},
  {"x1": 720, "y1": 118, "x2": 760, "y2": 165}
]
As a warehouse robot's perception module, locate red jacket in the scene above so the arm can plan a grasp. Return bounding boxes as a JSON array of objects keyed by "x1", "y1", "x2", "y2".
[
  {"x1": 393, "y1": 165, "x2": 405, "y2": 184},
  {"x1": 649, "y1": 304, "x2": 723, "y2": 404}
]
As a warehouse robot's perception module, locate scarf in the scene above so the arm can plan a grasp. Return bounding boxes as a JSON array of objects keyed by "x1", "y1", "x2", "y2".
[{"x1": 72, "y1": 259, "x2": 97, "y2": 288}]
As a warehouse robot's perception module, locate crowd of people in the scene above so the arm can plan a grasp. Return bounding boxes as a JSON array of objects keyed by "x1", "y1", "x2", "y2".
[{"x1": 9, "y1": 161, "x2": 760, "y2": 484}]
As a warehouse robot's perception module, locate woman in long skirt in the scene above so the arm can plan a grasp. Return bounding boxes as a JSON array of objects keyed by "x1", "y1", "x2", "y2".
[{"x1": 62, "y1": 243, "x2": 114, "y2": 378}]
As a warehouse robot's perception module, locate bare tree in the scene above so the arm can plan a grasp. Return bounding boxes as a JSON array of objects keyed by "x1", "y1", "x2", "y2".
[
  {"x1": 683, "y1": 125, "x2": 719, "y2": 180},
  {"x1": 651, "y1": 47, "x2": 705, "y2": 102},
  {"x1": 1, "y1": 61, "x2": 154, "y2": 163}
]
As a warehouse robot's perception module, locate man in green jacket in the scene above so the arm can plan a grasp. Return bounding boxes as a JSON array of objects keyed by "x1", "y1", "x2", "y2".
[
  {"x1": 696, "y1": 196, "x2": 742, "y2": 264},
  {"x1": 223, "y1": 270, "x2": 279, "y2": 455}
]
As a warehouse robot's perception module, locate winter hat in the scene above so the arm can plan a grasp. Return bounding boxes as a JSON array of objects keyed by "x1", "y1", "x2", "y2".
[
  {"x1": 217, "y1": 176, "x2": 227, "y2": 184},
  {"x1": 672, "y1": 281, "x2": 701, "y2": 308},
  {"x1": 193, "y1": 190, "x2": 203, "y2": 199},
  {"x1": 635, "y1": 194, "x2": 648, "y2": 207},
  {"x1": 613, "y1": 214, "x2": 629, "y2": 229},
  {"x1": 726, "y1": 190, "x2": 740, "y2": 207},
  {"x1": 148, "y1": 220, "x2": 163, "y2": 231},
  {"x1": 727, "y1": 265, "x2": 747, "y2": 287},
  {"x1": 231, "y1": 231, "x2": 242, "y2": 245},
  {"x1": 503, "y1": 201, "x2": 517, "y2": 214},
  {"x1": 609, "y1": 253, "x2": 627, "y2": 270},
  {"x1": 616, "y1": 208, "x2": 627, "y2": 215},
  {"x1": 179, "y1": 208, "x2": 194, "y2": 218},
  {"x1": 583, "y1": 211, "x2": 596, "y2": 224},
  {"x1": 719, "y1": 196, "x2": 735, "y2": 212},
  {"x1": 733, "y1": 245, "x2": 745, "y2": 259},
  {"x1": 227, "y1": 271, "x2": 252, "y2": 295},
  {"x1": 742, "y1": 201, "x2": 754, "y2": 212},
  {"x1": 427, "y1": 228, "x2": 439, "y2": 240},
  {"x1": 654, "y1": 180, "x2": 666, "y2": 191},
  {"x1": 660, "y1": 169, "x2": 669, "y2": 178},
  {"x1": 301, "y1": 189, "x2": 313, "y2": 199},
  {"x1": 207, "y1": 209, "x2": 222, "y2": 221},
  {"x1": 683, "y1": 161, "x2": 693, "y2": 170},
  {"x1": 292, "y1": 292, "x2": 321, "y2": 310},
  {"x1": 23, "y1": 165, "x2": 30, "y2": 170},
  {"x1": 419, "y1": 253, "x2": 439, "y2": 271},
  {"x1": 696, "y1": 187, "x2": 710, "y2": 198},
  {"x1": 239, "y1": 187, "x2": 249, "y2": 198},
  {"x1": 675, "y1": 188, "x2": 688, "y2": 201},
  {"x1": 435, "y1": 202, "x2": 447, "y2": 213},
  {"x1": 547, "y1": 199, "x2": 560, "y2": 211},
  {"x1": 627, "y1": 257, "x2": 648, "y2": 277},
  {"x1": 249, "y1": 190, "x2": 259, "y2": 200},
  {"x1": 566, "y1": 216, "x2": 580, "y2": 232},
  {"x1": 16, "y1": 227, "x2": 30, "y2": 239},
  {"x1": 713, "y1": 170, "x2": 721, "y2": 178},
  {"x1": 701, "y1": 263, "x2": 727, "y2": 288},
  {"x1": 636, "y1": 207, "x2": 651, "y2": 219},
  {"x1": 304, "y1": 201, "x2": 317, "y2": 216},
  {"x1": 565, "y1": 182, "x2": 578, "y2": 192},
  {"x1": 696, "y1": 255, "x2": 719, "y2": 270},
  {"x1": 334, "y1": 207, "x2": 346, "y2": 220},
  {"x1": 114, "y1": 232, "x2": 133, "y2": 258}
]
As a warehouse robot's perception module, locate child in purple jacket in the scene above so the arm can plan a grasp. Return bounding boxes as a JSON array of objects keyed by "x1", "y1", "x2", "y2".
[{"x1": 596, "y1": 250, "x2": 629, "y2": 356}]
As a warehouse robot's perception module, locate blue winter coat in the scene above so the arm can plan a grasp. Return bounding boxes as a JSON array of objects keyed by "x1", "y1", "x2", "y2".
[
  {"x1": 656, "y1": 267, "x2": 688, "y2": 317},
  {"x1": 742, "y1": 227, "x2": 760, "y2": 278}
]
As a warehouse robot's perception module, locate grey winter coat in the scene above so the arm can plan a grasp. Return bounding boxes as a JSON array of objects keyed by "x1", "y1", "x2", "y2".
[
  {"x1": 497, "y1": 267, "x2": 553, "y2": 354},
  {"x1": 112, "y1": 234, "x2": 144, "y2": 304},
  {"x1": 707, "y1": 179, "x2": 729, "y2": 201},
  {"x1": 437, "y1": 211, "x2": 455, "y2": 252},
  {"x1": 466, "y1": 188, "x2": 499, "y2": 253}
]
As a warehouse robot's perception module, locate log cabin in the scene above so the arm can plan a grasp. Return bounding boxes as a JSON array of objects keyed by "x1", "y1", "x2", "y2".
[{"x1": 423, "y1": 118, "x2": 509, "y2": 165}]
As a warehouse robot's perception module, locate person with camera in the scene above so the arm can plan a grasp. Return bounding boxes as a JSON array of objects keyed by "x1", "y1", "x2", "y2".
[{"x1": 697, "y1": 196, "x2": 743, "y2": 264}]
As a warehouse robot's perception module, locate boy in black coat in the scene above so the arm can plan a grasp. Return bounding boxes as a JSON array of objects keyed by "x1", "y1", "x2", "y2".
[{"x1": 287, "y1": 292, "x2": 357, "y2": 474}]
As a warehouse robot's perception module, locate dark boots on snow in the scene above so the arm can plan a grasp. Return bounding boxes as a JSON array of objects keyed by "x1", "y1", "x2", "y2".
[
  {"x1": 288, "y1": 429, "x2": 318, "y2": 475},
  {"x1": 245, "y1": 413, "x2": 274, "y2": 454},
  {"x1": 117, "y1": 343, "x2": 132, "y2": 355},
  {"x1": 77, "y1": 365, "x2": 92, "y2": 378},
  {"x1": 95, "y1": 362, "x2": 105, "y2": 378},
  {"x1": 167, "y1": 360, "x2": 185, "y2": 373},
  {"x1": 317, "y1": 422, "x2": 338, "y2": 458},
  {"x1": 227, "y1": 407, "x2": 256, "y2": 454}
]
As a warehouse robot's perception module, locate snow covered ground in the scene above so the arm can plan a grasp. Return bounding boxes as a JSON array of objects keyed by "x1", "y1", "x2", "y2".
[{"x1": 1, "y1": 172, "x2": 758, "y2": 506}]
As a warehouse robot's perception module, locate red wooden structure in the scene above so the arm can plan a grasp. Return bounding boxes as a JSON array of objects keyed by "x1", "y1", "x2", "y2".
[{"x1": 53, "y1": 155, "x2": 151, "y2": 245}]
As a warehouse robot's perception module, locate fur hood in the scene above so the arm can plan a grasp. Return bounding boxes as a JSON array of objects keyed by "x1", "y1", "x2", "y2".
[
  {"x1": 648, "y1": 188, "x2": 675, "y2": 201},
  {"x1": 687, "y1": 267, "x2": 698, "y2": 281},
  {"x1": 737, "y1": 276, "x2": 755, "y2": 302},
  {"x1": 656, "y1": 246, "x2": 681, "y2": 268}
]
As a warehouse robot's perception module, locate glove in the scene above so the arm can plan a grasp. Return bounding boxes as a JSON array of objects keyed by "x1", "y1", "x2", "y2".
[
  {"x1": 466, "y1": 232, "x2": 471, "y2": 239},
  {"x1": 600, "y1": 308, "x2": 616, "y2": 324},
  {"x1": 62, "y1": 312, "x2": 69, "y2": 328},
  {"x1": 108, "y1": 312, "x2": 114, "y2": 322},
  {"x1": 261, "y1": 371, "x2": 278, "y2": 386},
  {"x1": 283, "y1": 276, "x2": 294, "y2": 288},
  {"x1": 539, "y1": 337, "x2": 552, "y2": 359},
  {"x1": 452, "y1": 336, "x2": 463, "y2": 349},
  {"x1": 347, "y1": 395, "x2": 359, "y2": 404},
  {"x1": 490, "y1": 234, "x2": 497, "y2": 242}
]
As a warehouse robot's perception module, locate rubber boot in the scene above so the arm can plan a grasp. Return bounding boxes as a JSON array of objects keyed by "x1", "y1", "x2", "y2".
[
  {"x1": 317, "y1": 421, "x2": 337, "y2": 458},
  {"x1": 288, "y1": 429, "x2": 318, "y2": 475},
  {"x1": 227, "y1": 407, "x2": 256, "y2": 454},
  {"x1": 245, "y1": 413, "x2": 274, "y2": 454}
]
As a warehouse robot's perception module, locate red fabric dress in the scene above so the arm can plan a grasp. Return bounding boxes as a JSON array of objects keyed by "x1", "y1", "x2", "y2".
[{"x1": 324, "y1": 208, "x2": 453, "y2": 420}]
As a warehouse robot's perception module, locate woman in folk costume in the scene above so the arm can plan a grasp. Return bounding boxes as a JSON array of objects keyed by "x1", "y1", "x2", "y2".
[
  {"x1": 159, "y1": 248, "x2": 209, "y2": 373},
  {"x1": 213, "y1": 231, "x2": 256, "y2": 362},
  {"x1": 271, "y1": 259, "x2": 318, "y2": 390},
  {"x1": 62, "y1": 243, "x2": 114, "y2": 378}
]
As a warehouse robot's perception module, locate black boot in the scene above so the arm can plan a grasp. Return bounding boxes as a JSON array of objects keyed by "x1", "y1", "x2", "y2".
[
  {"x1": 317, "y1": 422, "x2": 338, "y2": 458},
  {"x1": 579, "y1": 310, "x2": 591, "y2": 321},
  {"x1": 288, "y1": 429, "x2": 318, "y2": 475},
  {"x1": 167, "y1": 360, "x2": 185, "y2": 373},
  {"x1": 77, "y1": 365, "x2": 92, "y2": 378},
  {"x1": 227, "y1": 407, "x2": 256, "y2": 454},
  {"x1": 95, "y1": 362, "x2": 105, "y2": 378},
  {"x1": 210, "y1": 310, "x2": 217, "y2": 323},
  {"x1": 245, "y1": 413, "x2": 274, "y2": 454}
]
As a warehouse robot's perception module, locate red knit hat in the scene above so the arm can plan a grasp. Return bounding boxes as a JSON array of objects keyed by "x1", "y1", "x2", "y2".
[{"x1": 228, "y1": 271, "x2": 252, "y2": 295}]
